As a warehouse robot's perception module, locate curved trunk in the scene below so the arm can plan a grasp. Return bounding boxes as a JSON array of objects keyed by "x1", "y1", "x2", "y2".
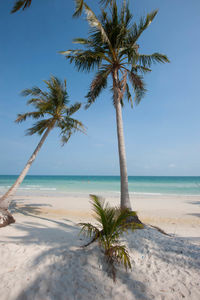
[
  {"x1": 113, "y1": 70, "x2": 132, "y2": 210},
  {"x1": 0, "y1": 126, "x2": 52, "y2": 227}
]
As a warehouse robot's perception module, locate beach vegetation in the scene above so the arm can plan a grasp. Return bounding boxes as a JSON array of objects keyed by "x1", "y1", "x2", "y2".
[
  {"x1": 0, "y1": 76, "x2": 85, "y2": 228},
  {"x1": 79, "y1": 194, "x2": 143, "y2": 281},
  {"x1": 61, "y1": 0, "x2": 169, "y2": 213}
]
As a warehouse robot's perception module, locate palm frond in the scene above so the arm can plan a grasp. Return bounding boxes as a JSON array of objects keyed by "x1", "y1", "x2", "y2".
[
  {"x1": 85, "y1": 66, "x2": 111, "y2": 108},
  {"x1": 90, "y1": 194, "x2": 108, "y2": 230},
  {"x1": 11, "y1": 0, "x2": 32, "y2": 13},
  {"x1": 138, "y1": 53, "x2": 170, "y2": 68},
  {"x1": 73, "y1": 38, "x2": 93, "y2": 46},
  {"x1": 119, "y1": 70, "x2": 127, "y2": 99},
  {"x1": 61, "y1": 49, "x2": 103, "y2": 72},
  {"x1": 114, "y1": 209, "x2": 141, "y2": 234},
  {"x1": 79, "y1": 222, "x2": 100, "y2": 238},
  {"x1": 15, "y1": 111, "x2": 44, "y2": 123},
  {"x1": 84, "y1": 3, "x2": 113, "y2": 51},
  {"x1": 26, "y1": 119, "x2": 53, "y2": 136},
  {"x1": 127, "y1": 70, "x2": 146, "y2": 104},
  {"x1": 73, "y1": 0, "x2": 84, "y2": 17},
  {"x1": 106, "y1": 244, "x2": 131, "y2": 270},
  {"x1": 133, "y1": 65, "x2": 152, "y2": 74},
  {"x1": 99, "y1": 0, "x2": 114, "y2": 7},
  {"x1": 59, "y1": 117, "x2": 85, "y2": 145},
  {"x1": 66, "y1": 102, "x2": 82, "y2": 116},
  {"x1": 21, "y1": 87, "x2": 42, "y2": 97},
  {"x1": 129, "y1": 10, "x2": 158, "y2": 45},
  {"x1": 124, "y1": 83, "x2": 133, "y2": 107}
]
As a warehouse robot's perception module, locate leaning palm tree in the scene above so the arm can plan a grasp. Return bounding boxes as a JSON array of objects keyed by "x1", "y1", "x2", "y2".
[
  {"x1": 80, "y1": 195, "x2": 142, "y2": 281},
  {"x1": 0, "y1": 76, "x2": 84, "y2": 227},
  {"x1": 61, "y1": 0, "x2": 169, "y2": 211}
]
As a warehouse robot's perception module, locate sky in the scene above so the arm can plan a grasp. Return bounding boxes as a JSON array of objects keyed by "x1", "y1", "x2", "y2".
[{"x1": 0, "y1": 0, "x2": 200, "y2": 176}]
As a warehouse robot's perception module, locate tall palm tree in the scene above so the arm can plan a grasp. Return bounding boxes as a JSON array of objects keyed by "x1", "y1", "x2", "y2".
[
  {"x1": 0, "y1": 76, "x2": 84, "y2": 227},
  {"x1": 61, "y1": 1, "x2": 169, "y2": 211}
]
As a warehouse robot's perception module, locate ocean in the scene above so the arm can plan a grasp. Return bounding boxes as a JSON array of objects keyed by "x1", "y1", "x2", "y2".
[{"x1": 0, "y1": 175, "x2": 200, "y2": 196}]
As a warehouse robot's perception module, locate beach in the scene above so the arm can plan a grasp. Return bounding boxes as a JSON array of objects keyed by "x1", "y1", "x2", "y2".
[
  {"x1": 1, "y1": 0, "x2": 200, "y2": 298},
  {"x1": 0, "y1": 191, "x2": 200, "y2": 300}
]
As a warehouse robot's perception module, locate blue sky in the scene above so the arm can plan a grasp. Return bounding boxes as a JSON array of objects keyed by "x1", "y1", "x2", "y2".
[{"x1": 0, "y1": 0, "x2": 200, "y2": 176}]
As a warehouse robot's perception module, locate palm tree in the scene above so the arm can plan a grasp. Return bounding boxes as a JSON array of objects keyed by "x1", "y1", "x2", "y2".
[
  {"x1": 79, "y1": 194, "x2": 142, "y2": 281},
  {"x1": 0, "y1": 76, "x2": 84, "y2": 227},
  {"x1": 61, "y1": 1, "x2": 169, "y2": 211}
]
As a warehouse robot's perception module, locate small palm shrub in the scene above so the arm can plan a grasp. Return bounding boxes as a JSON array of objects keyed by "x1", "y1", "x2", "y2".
[{"x1": 79, "y1": 195, "x2": 143, "y2": 281}]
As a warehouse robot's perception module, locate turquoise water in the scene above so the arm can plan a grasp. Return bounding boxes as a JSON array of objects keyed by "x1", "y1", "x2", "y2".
[{"x1": 0, "y1": 175, "x2": 200, "y2": 196}]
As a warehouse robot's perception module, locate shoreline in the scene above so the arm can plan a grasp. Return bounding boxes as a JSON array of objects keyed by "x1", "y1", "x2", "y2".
[{"x1": 1, "y1": 189, "x2": 200, "y2": 197}]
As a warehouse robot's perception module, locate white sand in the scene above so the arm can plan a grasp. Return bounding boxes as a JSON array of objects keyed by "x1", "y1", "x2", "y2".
[{"x1": 0, "y1": 193, "x2": 200, "y2": 300}]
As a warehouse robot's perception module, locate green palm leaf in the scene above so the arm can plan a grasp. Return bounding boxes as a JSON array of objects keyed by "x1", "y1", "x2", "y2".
[
  {"x1": 85, "y1": 66, "x2": 111, "y2": 108},
  {"x1": 138, "y1": 53, "x2": 170, "y2": 68},
  {"x1": 79, "y1": 222, "x2": 100, "y2": 238},
  {"x1": 60, "y1": 49, "x2": 103, "y2": 72},
  {"x1": 129, "y1": 10, "x2": 158, "y2": 45},
  {"x1": 25, "y1": 119, "x2": 53, "y2": 136}
]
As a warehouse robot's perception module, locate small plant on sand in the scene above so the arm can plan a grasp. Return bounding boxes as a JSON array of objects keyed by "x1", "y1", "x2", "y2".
[{"x1": 79, "y1": 195, "x2": 143, "y2": 281}]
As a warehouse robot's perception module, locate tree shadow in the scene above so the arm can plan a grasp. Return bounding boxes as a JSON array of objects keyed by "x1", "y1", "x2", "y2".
[
  {"x1": 10, "y1": 200, "x2": 52, "y2": 216},
  {"x1": 2, "y1": 210, "x2": 151, "y2": 300},
  {"x1": 186, "y1": 200, "x2": 200, "y2": 206},
  {"x1": 15, "y1": 239, "x2": 151, "y2": 300},
  {"x1": 187, "y1": 213, "x2": 200, "y2": 219},
  {"x1": 126, "y1": 226, "x2": 200, "y2": 272}
]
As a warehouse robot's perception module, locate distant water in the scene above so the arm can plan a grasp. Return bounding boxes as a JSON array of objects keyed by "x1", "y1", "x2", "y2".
[{"x1": 0, "y1": 175, "x2": 200, "y2": 196}]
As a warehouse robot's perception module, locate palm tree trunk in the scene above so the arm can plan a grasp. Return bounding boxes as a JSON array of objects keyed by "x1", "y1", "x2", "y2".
[
  {"x1": 0, "y1": 126, "x2": 52, "y2": 227},
  {"x1": 113, "y1": 70, "x2": 132, "y2": 210},
  {"x1": 115, "y1": 97, "x2": 132, "y2": 210}
]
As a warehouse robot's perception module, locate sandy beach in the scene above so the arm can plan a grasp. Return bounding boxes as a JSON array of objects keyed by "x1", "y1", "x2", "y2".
[{"x1": 0, "y1": 193, "x2": 200, "y2": 300}]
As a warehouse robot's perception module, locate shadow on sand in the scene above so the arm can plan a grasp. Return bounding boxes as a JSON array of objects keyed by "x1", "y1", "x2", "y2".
[
  {"x1": 5, "y1": 201, "x2": 200, "y2": 299},
  {"x1": 4, "y1": 203, "x2": 151, "y2": 300},
  {"x1": 126, "y1": 226, "x2": 200, "y2": 272}
]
